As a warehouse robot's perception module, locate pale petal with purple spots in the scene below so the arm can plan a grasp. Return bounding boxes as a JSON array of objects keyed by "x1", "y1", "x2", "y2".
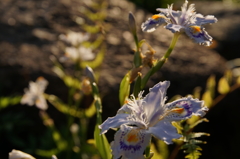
[
  {"x1": 164, "y1": 97, "x2": 207, "y2": 121},
  {"x1": 185, "y1": 26, "x2": 213, "y2": 46},
  {"x1": 111, "y1": 125, "x2": 151, "y2": 159},
  {"x1": 141, "y1": 14, "x2": 169, "y2": 32}
]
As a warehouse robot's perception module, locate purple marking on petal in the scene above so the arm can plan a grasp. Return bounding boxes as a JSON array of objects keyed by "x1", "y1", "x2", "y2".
[
  {"x1": 148, "y1": 20, "x2": 159, "y2": 25},
  {"x1": 179, "y1": 101, "x2": 192, "y2": 117},
  {"x1": 119, "y1": 129, "x2": 145, "y2": 154},
  {"x1": 191, "y1": 32, "x2": 205, "y2": 38}
]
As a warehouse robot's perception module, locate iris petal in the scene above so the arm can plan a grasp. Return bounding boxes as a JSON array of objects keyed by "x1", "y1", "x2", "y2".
[
  {"x1": 164, "y1": 97, "x2": 208, "y2": 121},
  {"x1": 36, "y1": 95, "x2": 48, "y2": 110},
  {"x1": 99, "y1": 113, "x2": 147, "y2": 134},
  {"x1": 143, "y1": 81, "x2": 170, "y2": 124},
  {"x1": 99, "y1": 114, "x2": 130, "y2": 134},
  {"x1": 165, "y1": 23, "x2": 185, "y2": 33},
  {"x1": 111, "y1": 125, "x2": 151, "y2": 159},
  {"x1": 185, "y1": 26, "x2": 213, "y2": 46},
  {"x1": 195, "y1": 14, "x2": 218, "y2": 25},
  {"x1": 149, "y1": 121, "x2": 182, "y2": 144},
  {"x1": 141, "y1": 14, "x2": 168, "y2": 32}
]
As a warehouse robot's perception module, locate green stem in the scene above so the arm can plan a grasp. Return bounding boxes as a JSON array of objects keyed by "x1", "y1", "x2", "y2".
[
  {"x1": 133, "y1": 33, "x2": 142, "y2": 68},
  {"x1": 164, "y1": 32, "x2": 181, "y2": 59},
  {"x1": 141, "y1": 33, "x2": 181, "y2": 89}
]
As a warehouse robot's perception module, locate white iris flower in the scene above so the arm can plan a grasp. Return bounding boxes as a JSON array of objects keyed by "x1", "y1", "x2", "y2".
[
  {"x1": 9, "y1": 149, "x2": 36, "y2": 159},
  {"x1": 65, "y1": 46, "x2": 95, "y2": 62},
  {"x1": 59, "y1": 31, "x2": 90, "y2": 46},
  {"x1": 142, "y1": 0, "x2": 217, "y2": 46},
  {"x1": 21, "y1": 77, "x2": 48, "y2": 110},
  {"x1": 99, "y1": 81, "x2": 208, "y2": 159}
]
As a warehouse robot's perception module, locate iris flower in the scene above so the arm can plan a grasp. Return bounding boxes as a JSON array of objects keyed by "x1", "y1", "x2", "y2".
[
  {"x1": 65, "y1": 46, "x2": 95, "y2": 62},
  {"x1": 9, "y1": 149, "x2": 36, "y2": 159},
  {"x1": 21, "y1": 77, "x2": 48, "y2": 110},
  {"x1": 99, "y1": 81, "x2": 208, "y2": 159},
  {"x1": 59, "y1": 31, "x2": 90, "y2": 46},
  {"x1": 141, "y1": 0, "x2": 217, "y2": 46}
]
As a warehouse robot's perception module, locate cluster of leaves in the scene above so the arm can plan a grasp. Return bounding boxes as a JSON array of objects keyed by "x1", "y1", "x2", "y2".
[
  {"x1": 0, "y1": 0, "x2": 109, "y2": 158},
  {"x1": 170, "y1": 70, "x2": 240, "y2": 159},
  {"x1": 35, "y1": 0, "x2": 110, "y2": 158}
]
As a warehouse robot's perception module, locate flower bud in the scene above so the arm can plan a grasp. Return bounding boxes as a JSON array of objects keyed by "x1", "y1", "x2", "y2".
[{"x1": 128, "y1": 12, "x2": 137, "y2": 35}]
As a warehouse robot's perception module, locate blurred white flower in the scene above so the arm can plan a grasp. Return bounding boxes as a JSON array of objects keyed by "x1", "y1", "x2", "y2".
[
  {"x1": 51, "y1": 155, "x2": 58, "y2": 159},
  {"x1": 21, "y1": 77, "x2": 48, "y2": 110},
  {"x1": 59, "y1": 31, "x2": 90, "y2": 46},
  {"x1": 9, "y1": 149, "x2": 36, "y2": 159},
  {"x1": 65, "y1": 46, "x2": 95, "y2": 62}
]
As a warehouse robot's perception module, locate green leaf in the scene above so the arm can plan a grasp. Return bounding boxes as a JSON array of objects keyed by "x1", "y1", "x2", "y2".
[
  {"x1": 151, "y1": 139, "x2": 169, "y2": 159},
  {"x1": 185, "y1": 150, "x2": 202, "y2": 159},
  {"x1": 145, "y1": 150, "x2": 154, "y2": 159},
  {"x1": 63, "y1": 76, "x2": 81, "y2": 89},
  {"x1": 224, "y1": 70, "x2": 232, "y2": 85},
  {"x1": 188, "y1": 118, "x2": 209, "y2": 130},
  {"x1": 218, "y1": 77, "x2": 230, "y2": 94},
  {"x1": 237, "y1": 76, "x2": 240, "y2": 84},
  {"x1": 36, "y1": 149, "x2": 59, "y2": 157},
  {"x1": 193, "y1": 87, "x2": 202, "y2": 99},
  {"x1": 141, "y1": 58, "x2": 166, "y2": 89},
  {"x1": 206, "y1": 75, "x2": 216, "y2": 98},
  {"x1": 187, "y1": 116, "x2": 200, "y2": 126},
  {"x1": 82, "y1": 35, "x2": 104, "y2": 50},
  {"x1": 139, "y1": 39, "x2": 146, "y2": 48},
  {"x1": 172, "y1": 121, "x2": 183, "y2": 134},
  {"x1": 145, "y1": 143, "x2": 151, "y2": 158},
  {"x1": 133, "y1": 73, "x2": 142, "y2": 97},
  {"x1": 134, "y1": 51, "x2": 142, "y2": 68},
  {"x1": 150, "y1": 143, "x2": 163, "y2": 159},
  {"x1": 52, "y1": 66, "x2": 65, "y2": 79},
  {"x1": 81, "y1": 45, "x2": 105, "y2": 69},
  {"x1": 82, "y1": 24, "x2": 100, "y2": 34},
  {"x1": 94, "y1": 125, "x2": 112, "y2": 159},
  {"x1": 81, "y1": 8, "x2": 106, "y2": 21},
  {"x1": 202, "y1": 90, "x2": 213, "y2": 108},
  {"x1": 84, "y1": 101, "x2": 96, "y2": 118},
  {"x1": 119, "y1": 72, "x2": 131, "y2": 106},
  {"x1": 190, "y1": 132, "x2": 210, "y2": 139},
  {"x1": 46, "y1": 95, "x2": 84, "y2": 118},
  {"x1": 0, "y1": 96, "x2": 21, "y2": 109}
]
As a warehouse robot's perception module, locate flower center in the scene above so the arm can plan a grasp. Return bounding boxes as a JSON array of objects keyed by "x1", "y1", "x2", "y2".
[{"x1": 124, "y1": 129, "x2": 140, "y2": 144}]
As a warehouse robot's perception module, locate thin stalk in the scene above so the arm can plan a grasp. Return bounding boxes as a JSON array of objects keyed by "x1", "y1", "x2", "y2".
[
  {"x1": 163, "y1": 33, "x2": 181, "y2": 59},
  {"x1": 141, "y1": 33, "x2": 181, "y2": 89}
]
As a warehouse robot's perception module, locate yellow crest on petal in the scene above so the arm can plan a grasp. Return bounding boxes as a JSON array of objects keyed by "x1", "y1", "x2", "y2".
[
  {"x1": 171, "y1": 108, "x2": 185, "y2": 114},
  {"x1": 151, "y1": 14, "x2": 165, "y2": 20},
  {"x1": 189, "y1": 26, "x2": 202, "y2": 34}
]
